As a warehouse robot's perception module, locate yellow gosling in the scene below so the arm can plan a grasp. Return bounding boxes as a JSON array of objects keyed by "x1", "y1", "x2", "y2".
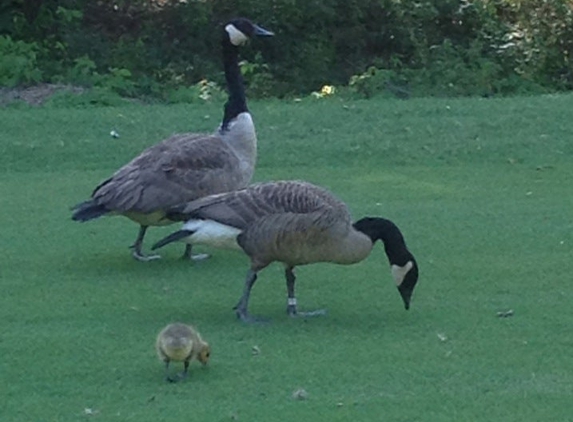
[{"x1": 155, "y1": 323, "x2": 210, "y2": 382}]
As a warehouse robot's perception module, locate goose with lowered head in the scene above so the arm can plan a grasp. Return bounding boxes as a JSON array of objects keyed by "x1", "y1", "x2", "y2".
[
  {"x1": 156, "y1": 323, "x2": 210, "y2": 382},
  {"x1": 152, "y1": 180, "x2": 419, "y2": 323},
  {"x1": 71, "y1": 18, "x2": 274, "y2": 261}
]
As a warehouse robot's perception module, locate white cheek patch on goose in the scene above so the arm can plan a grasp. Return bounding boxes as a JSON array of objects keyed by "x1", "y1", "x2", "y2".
[
  {"x1": 391, "y1": 261, "x2": 414, "y2": 286},
  {"x1": 225, "y1": 24, "x2": 248, "y2": 46}
]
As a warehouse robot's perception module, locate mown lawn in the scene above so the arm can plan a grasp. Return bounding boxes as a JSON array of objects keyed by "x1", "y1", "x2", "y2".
[{"x1": 1, "y1": 94, "x2": 572, "y2": 421}]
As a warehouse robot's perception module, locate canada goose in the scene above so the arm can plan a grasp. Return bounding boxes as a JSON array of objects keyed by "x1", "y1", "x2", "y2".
[
  {"x1": 156, "y1": 323, "x2": 210, "y2": 382},
  {"x1": 71, "y1": 18, "x2": 274, "y2": 261},
  {"x1": 151, "y1": 181, "x2": 419, "y2": 323}
]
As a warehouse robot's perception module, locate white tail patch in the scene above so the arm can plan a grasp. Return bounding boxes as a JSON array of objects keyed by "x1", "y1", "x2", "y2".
[
  {"x1": 225, "y1": 24, "x2": 248, "y2": 46},
  {"x1": 391, "y1": 261, "x2": 414, "y2": 286},
  {"x1": 182, "y1": 219, "x2": 242, "y2": 250}
]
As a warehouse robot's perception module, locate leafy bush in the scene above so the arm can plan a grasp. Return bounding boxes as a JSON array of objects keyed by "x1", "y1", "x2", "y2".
[
  {"x1": 164, "y1": 79, "x2": 225, "y2": 104},
  {"x1": 0, "y1": 0, "x2": 571, "y2": 98},
  {"x1": 0, "y1": 36, "x2": 42, "y2": 86},
  {"x1": 44, "y1": 87, "x2": 129, "y2": 108}
]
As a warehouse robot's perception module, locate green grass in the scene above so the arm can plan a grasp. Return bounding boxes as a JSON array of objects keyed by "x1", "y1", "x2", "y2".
[{"x1": 1, "y1": 94, "x2": 572, "y2": 421}]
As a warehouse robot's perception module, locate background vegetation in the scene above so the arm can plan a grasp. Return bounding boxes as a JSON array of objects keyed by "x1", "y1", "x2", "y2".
[
  {"x1": 1, "y1": 0, "x2": 572, "y2": 99},
  {"x1": 1, "y1": 93, "x2": 572, "y2": 421}
]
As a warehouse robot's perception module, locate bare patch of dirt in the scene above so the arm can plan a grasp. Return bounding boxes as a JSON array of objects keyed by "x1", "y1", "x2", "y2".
[{"x1": 0, "y1": 83, "x2": 86, "y2": 106}]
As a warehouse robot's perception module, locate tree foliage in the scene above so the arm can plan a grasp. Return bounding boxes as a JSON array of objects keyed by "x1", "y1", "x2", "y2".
[{"x1": 1, "y1": 0, "x2": 571, "y2": 97}]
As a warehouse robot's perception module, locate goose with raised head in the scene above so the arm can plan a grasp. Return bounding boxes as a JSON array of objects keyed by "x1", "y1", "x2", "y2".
[
  {"x1": 152, "y1": 181, "x2": 419, "y2": 323},
  {"x1": 71, "y1": 18, "x2": 274, "y2": 261}
]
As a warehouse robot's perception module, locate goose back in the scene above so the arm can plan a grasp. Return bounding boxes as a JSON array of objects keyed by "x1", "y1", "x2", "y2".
[
  {"x1": 170, "y1": 181, "x2": 374, "y2": 267},
  {"x1": 91, "y1": 132, "x2": 254, "y2": 225}
]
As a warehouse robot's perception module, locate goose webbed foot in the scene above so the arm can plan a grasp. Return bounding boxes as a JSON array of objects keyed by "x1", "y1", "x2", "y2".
[
  {"x1": 131, "y1": 249, "x2": 161, "y2": 262},
  {"x1": 297, "y1": 309, "x2": 328, "y2": 317},
  {"x1": 130, "y1": 225, "x2": 161, "y2": 262},
  {"x1": 287, "y1": 304, "x2": 327, "y2": 318},
  {"x1": 165, "y1": 373, "x2": 187, "y2": 383},
  {"x1": 180, "y1": 244, "x2": 210, "y2": 261},
  {"x1": 234, "y1": 305, "x2": 269, "y2": 324},
  {"x1": 175, "y1": 364, "x2": 190, "y2": 381},
  {"x1": 164, "y1": 362, "x2": 189, "y2": 382}
]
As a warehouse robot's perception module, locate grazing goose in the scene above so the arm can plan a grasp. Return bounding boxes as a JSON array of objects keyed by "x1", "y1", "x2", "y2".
[
  {"x1": 156, "y1": 323, "x2": 210, "y2": 382},
  {"x1": 71, "y1": 18, "x2": 274, "y2": 261},
  {"x1": 151, "y1": 181, "x2": 419, "y2": 323}
]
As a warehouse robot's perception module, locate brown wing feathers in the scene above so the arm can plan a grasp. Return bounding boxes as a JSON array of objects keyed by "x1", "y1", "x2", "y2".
[
  {"x1": 88, "y1": 135, "x2": 243, "y2": 215},
  {"x1": 166, "y1": 181, "x2": 351, "y2": 230}
]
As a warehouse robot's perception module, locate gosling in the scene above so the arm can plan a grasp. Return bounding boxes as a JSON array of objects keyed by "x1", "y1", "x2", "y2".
[{"x1": 155, "y1": 323, "x2": 210, "y2": 382}]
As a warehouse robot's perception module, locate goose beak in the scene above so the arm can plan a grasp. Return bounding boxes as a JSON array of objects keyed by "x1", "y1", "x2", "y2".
[
  {"x1": 151, "y1": 229, "x2": 194, "y2": 251},
  {"x1": 253, "y1": 24, "x2": 274, "y2": 37},
  {"x1": 398, "y1": 285, "x2": 412, "y2": 310}
]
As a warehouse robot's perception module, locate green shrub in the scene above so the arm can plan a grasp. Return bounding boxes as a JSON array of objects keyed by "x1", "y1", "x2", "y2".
[
  {"x1": 97, "y1": 67, "x2": 137, "y2": 97},
  {"x1": 240, "y1": 53, "x2": 278, "y2": 98},
  {"x1": 44, "y1": 87, "x2": 129, "y2": 108},
  {"x1": 164, "y1": 79, "x2": 225, "y2": 104},
  {"x1": 0, "y1": 36, "x2": 42, "y2": 87},
  {"x1": 63, "y1": 55, "x2": 98, "y2": 86},
  {"x1": 0, "y1": 0, "x2": 571, "y2": 98}
]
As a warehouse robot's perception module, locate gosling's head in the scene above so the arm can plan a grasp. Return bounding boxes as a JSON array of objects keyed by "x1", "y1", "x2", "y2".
[{"x1": 197, "y1": 342, "x2": 211, "y2": 366}]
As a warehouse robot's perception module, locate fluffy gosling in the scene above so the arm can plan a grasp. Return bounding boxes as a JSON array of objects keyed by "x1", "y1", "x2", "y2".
[{"x1": 155, "y1": 323, "x2": 210, "y2": 382}]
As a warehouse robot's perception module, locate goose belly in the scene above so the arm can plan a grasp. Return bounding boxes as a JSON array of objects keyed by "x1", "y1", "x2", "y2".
[
  {"x1": 182, "y1": 219, "x2": 242, "y2": 250},
  {"x1": 277, "y1": 244, "x2": 367, "y2": 266},
  {"x1": 123, "y1": 210, "x2": 173, "y2": 226},
  {"x1": 252, "y1": 234, "x2": 372, "y2": 267},
  {"x1": 162, "y1": 345, "x2": 192, "y2": 361}
]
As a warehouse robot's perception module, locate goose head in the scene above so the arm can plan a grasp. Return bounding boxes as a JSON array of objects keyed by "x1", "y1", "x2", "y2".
[
  {"x1": 225, "y1": 18, "x2": 274, "y2": 46},
  {"x1": 353, "y1": 217, "x2": 419, "y2": 310}
]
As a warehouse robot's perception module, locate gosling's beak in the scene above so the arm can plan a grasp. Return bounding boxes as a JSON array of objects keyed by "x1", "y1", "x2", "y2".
[{"x1": 253, "y1": 24, "x2": 274, "y2": 37}]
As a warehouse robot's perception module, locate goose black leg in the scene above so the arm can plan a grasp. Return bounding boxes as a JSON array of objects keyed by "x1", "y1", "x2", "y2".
[
  {"x1": 285, "y1": 266, "x2": 327, "y2": 318},
  {"x1": 234, "y1": 269, "x2": 267, "y2": 323},
  {"x1": 177, "y1": 360, "x2": 190, "y2": 381},
  {"x1": 130, "y1": 225, "x2": 161, "y2": 262},
  {"x1": 285, "y1": 267, "x2": 298, "y2": 316}
]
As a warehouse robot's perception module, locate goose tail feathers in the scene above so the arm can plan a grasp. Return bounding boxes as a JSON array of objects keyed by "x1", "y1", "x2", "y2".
[{"x1": 152, "y1": 230, "x2": 195, "y2": 251}]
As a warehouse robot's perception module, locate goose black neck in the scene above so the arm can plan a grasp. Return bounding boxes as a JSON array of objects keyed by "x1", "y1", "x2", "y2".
[
  {"x1": 353, "y1": 217, "x2": 411, "y2": 265},
  {"x1": 221, "y1": 39, "x2": 248, "y2": 131}
]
